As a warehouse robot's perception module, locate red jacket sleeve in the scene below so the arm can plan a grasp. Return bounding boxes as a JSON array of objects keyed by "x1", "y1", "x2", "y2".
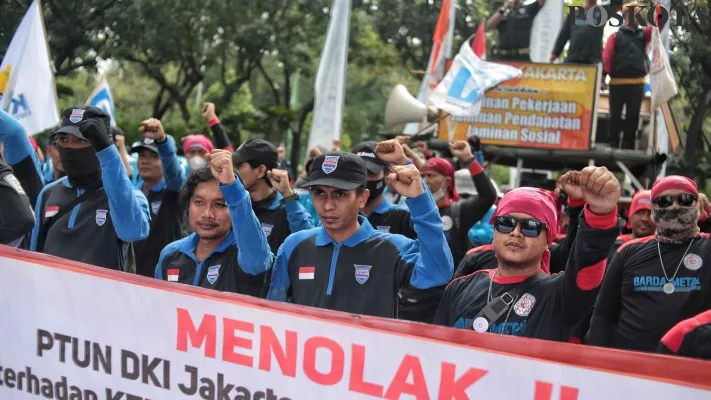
[{"x1": 602, "y1": 33, "x2": 616, "y2": 75}]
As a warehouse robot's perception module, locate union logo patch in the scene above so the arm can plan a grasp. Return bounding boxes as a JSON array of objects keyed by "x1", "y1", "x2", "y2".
[
  {"x1": 207, "y1": 265, "x2": 221, "y2": 285},
  {"x1": 322, "y1": 156, "x2": 339, "y2": 174},
  {"x1": 69, "y1": 108, "x2": 85, "y2": 123},
  {"x1": 95, "y1": 209, "x2": 108, "y2": 226},
  {"x1": 354, "y1": 264, "x2": 372, "y2": 285},
  {"x1": 513, "y1": 293, "x2": 536, "y2": 317}
]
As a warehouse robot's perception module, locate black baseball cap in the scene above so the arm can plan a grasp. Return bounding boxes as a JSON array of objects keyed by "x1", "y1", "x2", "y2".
[
  {"x1": 130, "y1": 138, "x2": 159, "y2": 155},
  {"x1": 302, "y1": 152, "x2": 367, "y2": 190},
  {"x1": 233, "y1": 139, "x2": 278, "y2": 169},
  {"x1": 53, "y1": 105, "x2": 111, "y2": 140},
  {"x1": 351, "y1": 141, "x2": 388, "y2": 174}
]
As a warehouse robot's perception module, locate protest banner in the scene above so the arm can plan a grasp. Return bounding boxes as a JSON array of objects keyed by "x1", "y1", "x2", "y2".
[
  {"x1": 439, "y1": 63, "x2": 601, "y2": 151},
  {"x1": 0, "y1": 246, "x2": 709, "y2": 399}
]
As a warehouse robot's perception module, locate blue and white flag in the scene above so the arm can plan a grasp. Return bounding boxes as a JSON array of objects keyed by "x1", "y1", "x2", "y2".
[
  {"x1": 429, "y1": 41, "x2": 521, "y2": 117},
  {"x1": 87, "y1": 74, "x2": 116, "y2": 126},
  {"x1": 0, "y1": 0, "x2": 60, "y2": 135}
]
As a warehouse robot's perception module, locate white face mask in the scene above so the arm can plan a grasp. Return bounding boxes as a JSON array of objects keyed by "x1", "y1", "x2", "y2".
[
  {"x1": 430, "y1": 185, "x2": 446, "y2": 201},
  {"x1": 188, "y1": 156, "x2": 207, "y2": 170}
]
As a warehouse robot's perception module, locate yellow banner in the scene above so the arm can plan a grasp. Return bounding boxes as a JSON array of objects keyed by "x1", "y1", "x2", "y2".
[{"x1": 439, "y1": 62, "x2": 601, "y2": 151}]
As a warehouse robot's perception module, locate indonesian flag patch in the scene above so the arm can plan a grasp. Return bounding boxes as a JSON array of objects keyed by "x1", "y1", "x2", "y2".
[
  {"x1": 44, "y1": 205, "x2": 59, "y2": 218},
  {"x1": 298, "y1": 266, "x2": 315, "y2": 280},
  {"x1": 167, "y1": 269, "x2": 180, "y2": 282}
]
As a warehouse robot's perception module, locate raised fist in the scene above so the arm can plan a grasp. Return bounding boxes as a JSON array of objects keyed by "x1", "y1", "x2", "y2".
[
  {"x1": 385, "y1": 164, "x2": 424, "y2": 198},
  {"x1": 375, "y1": 139, "x2": 408, "y2": 165},
  {"x1": 207, "y1": 149, "x2": 235, "y2": 185},
  {"x1": 448, "y1": 140, "x2": 473, "y2": 162},
  {"x1": 266, "y1": 169, "x2": 294, "y2": 196},
  {"x1": 559, "y1": 166, "x2": 620, "y2": 215},
  {"x1": 139, "y1": 118, "x2": 167, "y2": 142},
  {"x1": 201, "y1": 102, "x2": 217, "y2": 121}
]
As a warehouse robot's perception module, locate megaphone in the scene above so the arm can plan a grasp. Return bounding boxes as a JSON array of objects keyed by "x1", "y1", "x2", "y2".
[{"x1": 384, "y1": 84, "x2": 438, "y2": 129}]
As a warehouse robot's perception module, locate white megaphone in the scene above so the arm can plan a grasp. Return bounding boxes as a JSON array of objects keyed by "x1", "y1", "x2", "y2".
[{"x1": 384, "y1": 84, "x2": 438, "y2": 129}]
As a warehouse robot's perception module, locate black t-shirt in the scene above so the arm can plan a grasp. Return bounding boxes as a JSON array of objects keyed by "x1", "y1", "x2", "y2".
[
  {"x1": 134, "y1": 184, "x2": 183, "y2": 277},
  {"x1": 365, "y1": 197, "x2": 416, "y2": 239},
  {"x1": 589, "y1": 234, "x2": 711, "y2": 352},
  {"x1": 497, "y1": 2, "x2": 542, "y2": 50},
  {"x1": 657, "y1": 310, "x2": 711, "y2": 360},
  {"x1": 435, "y1": 210, "x2": 619, "y2": 341}
]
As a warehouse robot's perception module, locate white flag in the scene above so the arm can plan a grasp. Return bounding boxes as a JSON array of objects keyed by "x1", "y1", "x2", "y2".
[
  {"x1": 87, "y1": 74, "x2": 117, "y2": 126},
  {"x1": 430, "y1": 42, "x2": 521, "y2": 116},
  {"x1": 404, "y1": 0, "x2": 456, "y2": 135},
  {"x1": 529, "y1": 0, "x2": 564, "y2": 63},
  {"x1": 0, "y1": 0, "x2": 59, "y2": 135},
  {"x1": 649, "y1": 26, "x2": 677, "y2": 110},
  {"x1": 308, "y1": 0, "x2": 352, "y2": 151}
]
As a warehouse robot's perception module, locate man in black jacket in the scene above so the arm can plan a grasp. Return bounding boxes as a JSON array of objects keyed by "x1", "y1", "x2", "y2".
[{"x1": 550, "y1": 0, "x2": 605, "y2": 64}]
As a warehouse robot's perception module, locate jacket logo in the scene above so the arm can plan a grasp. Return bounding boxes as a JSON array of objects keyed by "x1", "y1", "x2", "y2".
[
  {"x1": 95, "y1": 209, "x2": 108, "y2": 226},
  {"x1": 207, "y1": 265, "x2": 221, "y2": 284},
  {"x1": 322, "y1": 156, "x2": 339, "y2": 174},
  {"x1": 261, "y1": 223, "x2": 274, "y2": 236},
  {"x1": 150, "y1": 201, "x2": 162, "y2": 215},
  {"x1": 684, "y1": 254, "x2": 703, "y2": 271},
  {"x1": 354, "y1": 265, "x2": 372, "y2": 285},
  {"x1": 167, "y1": 268, "x2": 180, "y2": 282},
  {"x1": 69, "y1": 108, "x2": 85, "y2": 123},
  {"x1": 377, "y1": 226, "x2": 391, "y2": 234},
  {"x1": 513, "y1": 293, "x2": 536, "y2": 317},
  {"x1": 299, "y1": 266, "x2": 315, "y2": 280}
]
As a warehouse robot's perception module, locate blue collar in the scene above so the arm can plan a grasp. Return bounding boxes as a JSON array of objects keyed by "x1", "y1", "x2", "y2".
[
  {"x1": 315, "y1": 215, "x2": 374, "y2": 247},
  {"x1": 372, "y1": 196, "x2": 393, "y2": 215},
  {"x1": 134, "y1": 177, "x2": 166, "y2": 192},
  {"x1": 269, "y1": 192, "x2": 284, "y2": 211},
  {"x1": 179, "y1": 230, "x2": 236, "y2": 260}
]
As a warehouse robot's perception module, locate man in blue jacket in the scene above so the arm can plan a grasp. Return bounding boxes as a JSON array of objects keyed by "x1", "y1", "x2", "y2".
[
  {"x1": 155, "y1": 149, "x2": 271, "y2": 296},
  {"x1": 30, "y1": 106, "x2": 151, "y2": 272},
  {"x1": 253, "y1": 151, "x2": 454, "y2": 318}
]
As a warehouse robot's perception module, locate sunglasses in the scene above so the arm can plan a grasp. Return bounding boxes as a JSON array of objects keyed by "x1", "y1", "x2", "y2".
[
  {"x1": 494, "y1": 216, "x2": 547, "y2": 238},
  {"x1": 652, "y1": 194, "x2": 697, "y2": 208}
]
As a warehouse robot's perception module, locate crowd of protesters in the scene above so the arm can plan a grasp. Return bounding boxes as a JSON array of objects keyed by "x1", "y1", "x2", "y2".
[{"x1": 0, "y1": 101, "x2": 709, "y2": 362}]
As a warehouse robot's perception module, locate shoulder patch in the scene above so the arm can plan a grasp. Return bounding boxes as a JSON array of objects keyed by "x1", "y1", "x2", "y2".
[{"x1": 3, "y1": 174, "x2": 26, "y2": 195}]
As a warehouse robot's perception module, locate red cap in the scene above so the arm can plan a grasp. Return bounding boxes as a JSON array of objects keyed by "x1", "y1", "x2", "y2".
[
  {"x1": 651, "y1": 176, "x2": 698, "y2": 200},
  {"x1": 183, "y1": 134, "x2": 214, "y2": 155},
  {"x1": 626, "y1": 190, "x2": 652, "y2": 229}
]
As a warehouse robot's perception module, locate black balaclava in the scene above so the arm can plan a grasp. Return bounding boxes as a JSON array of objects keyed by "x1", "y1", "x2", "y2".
[{"x1": 57, "y1": 145, "x2": 102, "y2": 189}]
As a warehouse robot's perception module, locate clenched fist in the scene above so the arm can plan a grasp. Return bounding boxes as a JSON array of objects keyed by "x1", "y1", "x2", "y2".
[
  {"x1": 267, "y1": 169, "x2": 294, "y2": 197},
  {"x1": 139, "y1": 118, "x2": 167, "y2": 143},
  {"x1": 201, "y1": 102, "x2": 217, "y2": 121},
  {"x1": 448, "y1": 140, "x2": 473, "y2": 162},
  {"x1": 385, "y1": 164, "x2": 424, "y2": 198},
  {"x1": 559, "y1": 166, "x2": 620, "y2": 215},
  {"x1": 207, "y1": 149, "x2": 235, "y2": 185},
  {"x1": 375, "y1": 139, "x2": 409, "y2": 165}
]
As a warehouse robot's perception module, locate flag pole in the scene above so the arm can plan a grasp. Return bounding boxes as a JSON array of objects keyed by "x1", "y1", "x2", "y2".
[{"x1": 35, "y1": 0, "x2": 59, "y2": 119}]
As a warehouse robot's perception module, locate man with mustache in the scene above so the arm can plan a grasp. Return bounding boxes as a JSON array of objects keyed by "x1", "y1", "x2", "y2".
[
  {"x1": 589, "y1": 176, "x2": 711, "y2": 352},
  {"x1": 154, "y1": 149, "x2": 270, "y2": 296},
  {"x1": 434, "y1": 166, "x2": 620, "y2": 341}
]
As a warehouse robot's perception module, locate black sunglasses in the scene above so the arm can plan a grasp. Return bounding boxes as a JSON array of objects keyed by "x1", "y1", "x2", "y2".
[
  {"x1": 494, "y1": 216, "x2": 547, "y2": 238},
  {"x1": 652, "y1": 194, "x2": 697, "y2": 208}
]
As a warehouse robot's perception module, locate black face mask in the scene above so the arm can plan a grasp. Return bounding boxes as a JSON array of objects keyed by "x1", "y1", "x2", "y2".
[
  {"x1": 366, "y1": 179, "x2": 385, "y2": 204},
  {"x1": 58, "y1": 145, "x2": 102, "y2": 189}
]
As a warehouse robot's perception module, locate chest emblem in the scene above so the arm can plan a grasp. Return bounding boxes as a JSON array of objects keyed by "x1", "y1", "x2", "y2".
[
  {"x1": 441, "y1": 215, "x2": 453, "y2": 231},
  {"x1": 167, "y1": 269, "x2": 180, "y2": 282},
  {"x1": 354, "y1": 264, "x2": 372, "y2": 284},
  {"x1": 207, "y1": 265, "x2": 221, "y2": 284},
  {"x1": 377, "y1": 226, "x2": 391, "y2": 234},
  {"x1": 683, "y1": 253, "x2": 703, "y2": 271},
  {"x1": 150, "y1": 201, "x2": 162, "y2": 215},
  {"x1": 299, "y1": 266, "x2": 315, "y2": 280},
  {"x1": 261, "y1": 223, "x2": 274, "y2": 236},
  {"x1": 513, "y1": 293, "x2": 536, "y2": 317},
  {"x1": 95, "y1": 209, "x2": 108, "y2": 226}
]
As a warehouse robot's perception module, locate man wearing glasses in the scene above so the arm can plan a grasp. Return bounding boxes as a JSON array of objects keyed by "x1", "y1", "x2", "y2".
[
  {"x1": 434, "y1": 166, "x2": 620, "y2": 341},
  {"x1": 589, "y1": 176, "x2": 710, "y2": 352}
]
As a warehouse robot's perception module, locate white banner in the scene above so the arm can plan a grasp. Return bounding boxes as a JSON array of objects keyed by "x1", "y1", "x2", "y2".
[
  {"x1": 0, "y1": 0, "x2": 59, "y2": 135},
  {"x1": 307, "y1": 0, "x2": 352, "y2": 151},
  {"x1": 430, "y1": 42, "x2": 521, "y2": 117},
  {"x1": 529, "y1": 0, "x2": 564, "y2": 63},
  {"x1": 87, "y1": 74, "x2": 117, "y2": 127},
  {"x1": 649, "y1": 26, "x2": 677, "y2": 110},
  {"x1": 0, "y1": 248, "x2": 710, "y2": 399}
]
